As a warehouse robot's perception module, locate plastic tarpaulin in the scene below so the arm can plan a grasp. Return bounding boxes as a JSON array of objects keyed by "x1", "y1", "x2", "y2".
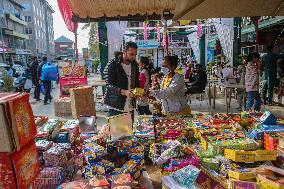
[{"x1": 57, "y1": 0, "x2": 78, "y2": 33}]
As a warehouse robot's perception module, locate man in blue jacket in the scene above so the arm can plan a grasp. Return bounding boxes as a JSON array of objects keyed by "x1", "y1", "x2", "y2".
[{"x1": 38, "y1": 57, "x2": 52, "y2": 105}]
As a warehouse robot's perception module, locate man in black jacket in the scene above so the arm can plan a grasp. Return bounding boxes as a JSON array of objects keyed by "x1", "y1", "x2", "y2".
[
  {"x1": 31, "y1": 56, "x2": 41, "y2": 101},
  {"x1": 105, "y1": 42, "x2": 140, "y2": 119},
  {"x1": 186, "y1": 64, "x2": 207, "y2": 94}
]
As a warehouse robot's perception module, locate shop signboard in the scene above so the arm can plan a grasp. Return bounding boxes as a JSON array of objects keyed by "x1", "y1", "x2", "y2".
[
  {"x1": 136, "y1": 40, "x2": 158, "y2": 49},
  {"x1": 15, "y1": 49, "x2": 31, "y2": 55},
  {"x1": 59, "y1": 65, "x2": 88, "y2": 96},
  {"x1": 82, "y1": 48, "x2": 89, "y2": 59},
  {"x1": 59, "y1": 76, "x2": 87, "y2": 97}
]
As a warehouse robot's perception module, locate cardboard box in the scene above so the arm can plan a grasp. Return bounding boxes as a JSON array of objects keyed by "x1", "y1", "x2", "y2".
[
  {"x1": 0, "y1": 93, "x2": 37, "y2": 152},
  {"x1": 224, "y1": 149, "x2": 277, "y2": 162},
  {"x1": 257, "y1": 174, "x2": 284, "y2": 189},
  {"x1": 228, "y1": 169, "x2": 257, "y2": 181},
  {"x1": 70, "y1": 86, "x2": 96, "y2": 119},
  {"x1": 254, "y1": 150, "x2": 277, "y2": 161},
  {"x1": 0, "y1": 140, "x2": 39, "y2": 189},
  {"x1": 224, "y1": 149, "x2": 254, "y2": 163},
  {"x1": 54, "y1": 97, "x2": 72, "y2": 117}
]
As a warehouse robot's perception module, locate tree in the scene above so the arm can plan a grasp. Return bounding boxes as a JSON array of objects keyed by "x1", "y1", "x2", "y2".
[{"x1": 84, "y1": 23, "x2": 100, "y2": 58}]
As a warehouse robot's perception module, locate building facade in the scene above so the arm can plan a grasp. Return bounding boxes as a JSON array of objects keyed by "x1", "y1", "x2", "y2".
[
  {"x1": 18, "y1": 0, "x2": 55, "y2": 59},
  {"x1": 54, "y1": 35, "x2": 74, "y2": 59},
  {"x1": 0, "y1": 0, "x2": 30, "y2": 65}
]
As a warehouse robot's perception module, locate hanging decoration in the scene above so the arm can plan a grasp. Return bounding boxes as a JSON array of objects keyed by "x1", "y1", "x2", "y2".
[
  {"x1": 197, "y1": 20, "x2": 203, "y2": 38},
  {"x1": 212, "y1": 18, "x2": 234, "y2": 65},
  {"x1": 156, "y1": 24, "x2": 161, "y2": 43},
  {"x1": 143, "y1": 21, "x2": 148, "y2": 41},
  {"x1": 106, "y1": 21, "x2": 128, "y2": 61},
  {"x1": 187, "y1": 29, "x2": 200, "y2": 63}
]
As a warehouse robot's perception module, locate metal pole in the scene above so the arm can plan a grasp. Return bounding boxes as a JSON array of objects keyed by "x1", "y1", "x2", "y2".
[{"x1": 0, "y1": 28, "x2": 5, "y2": 64}]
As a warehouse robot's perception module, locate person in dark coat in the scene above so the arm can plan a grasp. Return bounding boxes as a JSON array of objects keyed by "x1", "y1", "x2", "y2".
[
  {"x1": 262, "y1": 45, "x2": 284, "y2": 105},
  {"x1": 30, "y1": 56, "x2": 41, "y2": 101},
  {"x1": 186, "y1": 64, "x2": 207, "y2": 94},
  {"x1": 104, "y1": 42, "x2": 140, "y2": 121}
]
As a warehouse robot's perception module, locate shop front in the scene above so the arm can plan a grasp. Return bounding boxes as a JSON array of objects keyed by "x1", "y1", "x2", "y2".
[{"x1": 15, "y1": 49, "x2": 32, "y2": 66}]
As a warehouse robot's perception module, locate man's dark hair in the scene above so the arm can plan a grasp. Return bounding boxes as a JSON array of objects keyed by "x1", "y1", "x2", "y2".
[
  {"x1": 267, "y1": 45, "x2": 274, "y2": 52},
  {"x1": 164, "y1": 55, "x2": 179, "y2": 69},
  {"x1": 246, "y1": 52, "x2": 260, "y2": 63},
  {"x1": 125, "y1": 41, "x2": 138, "y2": 51},
  {"x1": 32, "y1": 56, "x2": 37, "y2": 61},
  {"x1": 42, "y1": 56, "x2": 47, "y2": 61}
]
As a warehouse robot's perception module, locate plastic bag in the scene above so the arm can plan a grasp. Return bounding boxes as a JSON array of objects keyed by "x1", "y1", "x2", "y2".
[{"x1": 41, "y1": 63, "x2": 58, "y2": 81}]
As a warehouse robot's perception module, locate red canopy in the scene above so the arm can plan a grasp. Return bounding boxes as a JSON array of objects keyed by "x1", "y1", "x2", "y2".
[{"x1": 57, "y1": 0, "x2": 78, "y2": 33}]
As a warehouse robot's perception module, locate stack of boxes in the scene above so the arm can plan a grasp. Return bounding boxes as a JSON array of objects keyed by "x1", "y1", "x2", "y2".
[{"x1": 0, "y1": 93, "x2": 39, "y2": 189}]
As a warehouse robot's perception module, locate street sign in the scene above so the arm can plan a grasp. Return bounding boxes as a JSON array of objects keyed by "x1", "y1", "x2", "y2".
[{"x1": 136, "y1": 40, "x2": 158, "y2": 49}]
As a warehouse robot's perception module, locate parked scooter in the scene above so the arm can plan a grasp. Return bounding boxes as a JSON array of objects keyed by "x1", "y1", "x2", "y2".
[{"x1": 13, "y1": 69, "x2": 32, "y2": 92}]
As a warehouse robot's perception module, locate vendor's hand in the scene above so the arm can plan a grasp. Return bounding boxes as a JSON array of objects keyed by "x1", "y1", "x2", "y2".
[{"x1": 121, "y1": 89, "x2": 133, "y2": 98}]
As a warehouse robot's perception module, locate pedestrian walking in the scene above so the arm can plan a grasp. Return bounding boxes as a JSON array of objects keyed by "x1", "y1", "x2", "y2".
[
  {"x1": 30, "y1": 56, "x2": 41, "y2": 101},
  {"x1": 38, "y1": 57, "x2": 57, "y2": 105}
]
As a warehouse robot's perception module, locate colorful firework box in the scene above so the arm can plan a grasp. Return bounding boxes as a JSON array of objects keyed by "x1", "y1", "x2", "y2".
[
  {"x1": 195, "y1": 167, "x2": 227, "y2": 189},
  {"x1": 231, "y1": 180, "x2": 257, "y2": 189},
  {"x1": 0, "y1": 140, "x2": 39, "y2": 189},
  {"x1": 0, "y1": 93, "x2": 37, "y2": 152}
]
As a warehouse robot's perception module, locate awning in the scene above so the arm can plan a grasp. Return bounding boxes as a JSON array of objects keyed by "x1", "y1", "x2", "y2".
[
  {"x1": 69, "y1": 0, "x2": 176, "y2": 22},
  {"x1": 174, "y1": 0, "x2": 284, "y2": 20},
  {"x1": 58, "y1": 0, "x2": 284, "y2": 24}
]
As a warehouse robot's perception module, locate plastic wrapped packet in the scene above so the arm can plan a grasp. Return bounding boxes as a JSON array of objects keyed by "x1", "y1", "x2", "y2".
[
  {"x1": 111, "y1": 173, "x2": 132, "y2": 189},
  {"x1": 35, "y1": 167, "x2": 64, "y2": 187},
  {"x1": 43, "y1": 146, "x2": 67, "y2": 167},
  {"x1": 59, "y1": 180, "x2": 89, "y2": 189},
  {"x1": 36, "y1": 139, "x2": 53, "y2": 151},
  {"x1": 155, "y1": 143, "x2": 182, "y2": 165},
  {"x1": 170, "y1": 164, "x2": 200, "y2": 188},
  {"x1": 89, "y1": 176, "x2": 110, "y2": 188}
]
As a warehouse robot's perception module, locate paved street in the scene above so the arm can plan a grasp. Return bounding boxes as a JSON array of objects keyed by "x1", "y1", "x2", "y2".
[{"x1": 30, "y1": 74, "x2": 108, "y2": 126}]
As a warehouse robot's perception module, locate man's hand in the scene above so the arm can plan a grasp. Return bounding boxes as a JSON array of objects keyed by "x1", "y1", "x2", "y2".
[{"x1": 121, "y1": 89, "x2": 133, "y2": 98}]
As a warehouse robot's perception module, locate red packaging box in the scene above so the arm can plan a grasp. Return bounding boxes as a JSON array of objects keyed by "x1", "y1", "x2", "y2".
[
  {"x1": 264, "y1": 132, "x2": 284, "y2": 150},
  {"x1": 0, "y1": 93, "x2": 37, "y2": 152},
  {"x1": 0, "y1": 140, "x2": 39, "y2": 189}
]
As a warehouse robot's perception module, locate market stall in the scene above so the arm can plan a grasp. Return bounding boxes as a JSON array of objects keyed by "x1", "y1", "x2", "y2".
[{"x1": 2, "y1": 91, "x2": 284, "y2": 188}]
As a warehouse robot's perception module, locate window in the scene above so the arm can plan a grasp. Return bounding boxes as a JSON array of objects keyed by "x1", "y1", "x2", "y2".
[
  {"x1": 24, "y1": 16, "x2": 31, "y2": 22},
  {"x1": 22, "y1": 3, "x2": 31, "y2": 11},
  {"x1": 25, "y1": 28, "x2": 32, "y2": 34}
]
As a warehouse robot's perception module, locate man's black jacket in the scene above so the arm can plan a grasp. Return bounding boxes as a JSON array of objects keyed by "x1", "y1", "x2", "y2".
[{"x1": 105, "y1": 59, "x2": 139, "y2": 111}]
